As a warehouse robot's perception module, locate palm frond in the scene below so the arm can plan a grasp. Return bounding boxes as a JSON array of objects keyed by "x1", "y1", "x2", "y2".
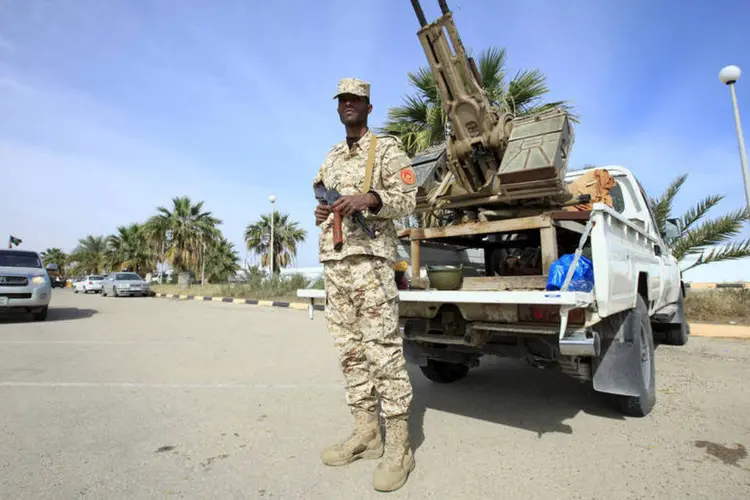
[
  {"x1": 477, "y1": 46, "x2": 507, "y2": 101},
  {"x1": 649, "y1": 174, "x2": 688, "y2": 234},
  {"x1": 671, "y1": 206, "x2": 750, "y2": 261},
  {"x1": 679, "y1": 194, "x2": 724, "y2": 235},
  {"x1": 386, "y1": 94, "x2": 429, "y2": 125},
  {"x1": 407, "y1": 67, "x2": 439, "y2": 103},
  {"x1": 682, "y1": 240, "x2": 750, "y2": 272}
]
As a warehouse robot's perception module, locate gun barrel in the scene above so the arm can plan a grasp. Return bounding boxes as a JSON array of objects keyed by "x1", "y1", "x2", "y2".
[
  {"x1": 437, "y1": 0, "x2": 450, "y2": 15},
  {"x1": 410, "y1": 0, "x2": 427, "y2": 27}
]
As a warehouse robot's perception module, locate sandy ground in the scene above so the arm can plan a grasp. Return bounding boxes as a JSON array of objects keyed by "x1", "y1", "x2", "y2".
[{"x1": 1, "y1": 290, "x2": 749, "y2": 499}]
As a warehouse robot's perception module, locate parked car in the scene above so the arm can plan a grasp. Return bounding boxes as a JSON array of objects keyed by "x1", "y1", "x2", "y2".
[
  {"x1": 101, "y1": 272, "x2": 150, "y2": 297},
  {"x1": 0, "y1": 248, "x2": 53, "y2": 321},
  {"x1": 74, "y1": 275, "x2": 105, "y2": 294}
]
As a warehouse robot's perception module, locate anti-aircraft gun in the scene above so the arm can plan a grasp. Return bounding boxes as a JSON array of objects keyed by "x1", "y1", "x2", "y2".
[{"x1": 408, "y1": 0, "x2": 575, "y2": 218}]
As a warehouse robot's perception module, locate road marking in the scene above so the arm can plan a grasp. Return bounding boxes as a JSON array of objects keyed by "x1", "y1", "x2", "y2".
[{"x1": 0, "y1": 382, "x2": 341, "y2": 389}]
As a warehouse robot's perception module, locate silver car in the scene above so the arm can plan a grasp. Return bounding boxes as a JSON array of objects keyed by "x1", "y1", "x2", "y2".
[
  {"x1": 101, "y1": 272, "x2": 150, "y2": 297},
  {"x1": 0, "y1": 249, "x2": 53, "y2": 321}
]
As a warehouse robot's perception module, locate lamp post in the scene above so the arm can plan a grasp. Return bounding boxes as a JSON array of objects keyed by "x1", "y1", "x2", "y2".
[
  {"x1": 719, "y1": 65, "x2": 750, "y2": 208},
  {"x1": 269, "y1": 194, "x2": 276, "y2": 276}
]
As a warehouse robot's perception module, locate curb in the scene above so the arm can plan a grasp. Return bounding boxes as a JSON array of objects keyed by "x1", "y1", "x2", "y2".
[
  {"x1": 688, "y1": 323, "x2": 750, "y2": 340},
  {"x1": 152, "y1": 292, "x2": 325, "y2": 312}
]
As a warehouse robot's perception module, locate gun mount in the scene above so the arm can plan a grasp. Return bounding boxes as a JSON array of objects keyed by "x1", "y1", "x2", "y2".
[{"x1": 409, "y1": 0, "x2": 575, "y2": 216}]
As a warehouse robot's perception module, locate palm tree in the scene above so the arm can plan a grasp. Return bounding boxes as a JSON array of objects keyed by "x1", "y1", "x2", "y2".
[
  {"x1": 649, "y1": 173, "x2": 750, "y2": 271},
  {"x1": 244, "y1": 210, "x2": 307, "y2": 274},
  {"x1": 152, "y1": 196, "x2": 222, "y2": 275},
  {"x1": 68, "y1": 235, "x2": 108, "y2": 275},
  {"x1": 379, "y1": 46, "x2": 575, "y2": 157},
  {"x1": 104, "y1": 223, "x2": 154, "y2": 275},
  {"x1": 204, "y1": 237, "x2": 241, "y2": 283},
  {"x1": 142, "y1": 212, "x2": 171, "y2": 278},
  {"x1": 40, "y1": 248, "x2": 68, "y2": 276}
]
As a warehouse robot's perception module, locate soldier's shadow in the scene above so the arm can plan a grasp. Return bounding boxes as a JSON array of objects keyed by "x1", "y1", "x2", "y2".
[{"x1": 400, "y1": 357, "x2": 624, "y2": 452}]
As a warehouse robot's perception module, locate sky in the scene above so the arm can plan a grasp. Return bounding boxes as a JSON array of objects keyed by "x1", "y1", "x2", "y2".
[{"x1": 1, "y1": 0, "x2": 750, "y2": 282}]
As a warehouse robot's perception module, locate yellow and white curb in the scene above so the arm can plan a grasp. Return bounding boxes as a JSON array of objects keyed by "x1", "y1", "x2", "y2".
[{"x1": 153, "y1": 292, "x2": 321, "y2": 314}]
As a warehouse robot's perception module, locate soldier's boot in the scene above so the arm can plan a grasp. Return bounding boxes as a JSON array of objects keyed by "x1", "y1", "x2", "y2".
[
  {"x1": 372, "y1": 416, "x2": 415, "y2": 492},
  {"x1": 320, "y1": 410, "x2": 383, "y2": 466}
]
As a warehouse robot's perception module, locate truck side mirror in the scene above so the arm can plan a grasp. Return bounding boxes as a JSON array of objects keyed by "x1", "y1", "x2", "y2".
[
  {"x1": 664, "y1": 218, "x2": 681, "y2": 240},
  {"x1": 46, "y1": 263, "x2": 58, "y2": 271}
]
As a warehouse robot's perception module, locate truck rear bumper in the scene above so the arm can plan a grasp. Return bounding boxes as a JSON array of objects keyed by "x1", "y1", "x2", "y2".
[{"x1": 296, "y1": 288, "x2": 599, "y2": 357}]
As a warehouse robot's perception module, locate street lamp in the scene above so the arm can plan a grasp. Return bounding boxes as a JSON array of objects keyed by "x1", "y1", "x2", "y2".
[
  {"x1": 269, "y1": 194, "x2": 276, "y2": 276},
  {"x1": 719, "y1": 65, "x2": 750, "y2": 208}
]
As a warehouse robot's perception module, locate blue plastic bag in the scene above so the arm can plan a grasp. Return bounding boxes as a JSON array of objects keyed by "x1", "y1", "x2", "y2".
[{"x1": 545, "y1": 253, "x2": 595, "y2": 292}]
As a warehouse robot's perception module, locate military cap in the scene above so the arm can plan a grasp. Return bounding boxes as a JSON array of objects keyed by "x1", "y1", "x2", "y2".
[{"x1": 333, "y1": 77, "x2": 370, "y2": 99}]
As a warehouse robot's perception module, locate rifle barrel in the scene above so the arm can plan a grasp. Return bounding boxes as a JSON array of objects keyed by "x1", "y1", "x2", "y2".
[
  {"x1": 410, "y1": 0, "x2": 427, "y2": 27},
  {"x1": 437, "y1": 0, "x2": 450, "y2": 15}
]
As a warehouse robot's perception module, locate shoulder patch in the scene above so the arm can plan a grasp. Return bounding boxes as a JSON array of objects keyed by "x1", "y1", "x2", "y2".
[{"x1": 400, "y1": 167, "x2": 416, "y2": 185}]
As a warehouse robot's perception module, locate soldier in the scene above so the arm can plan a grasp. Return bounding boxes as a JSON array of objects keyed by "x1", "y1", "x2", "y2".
[{"x1": 313, "y1": 77, "x2": 418, "y2": 492}]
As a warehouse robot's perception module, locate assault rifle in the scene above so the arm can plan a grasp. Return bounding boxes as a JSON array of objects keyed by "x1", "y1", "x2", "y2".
[{"x1": 314, "y1": 182, "x2": 376, "y2": 251}]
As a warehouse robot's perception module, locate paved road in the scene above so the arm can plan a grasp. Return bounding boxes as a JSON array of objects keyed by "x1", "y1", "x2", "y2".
[{"x1": 1, "y1": 290, "x2": 749, "y2": 499}]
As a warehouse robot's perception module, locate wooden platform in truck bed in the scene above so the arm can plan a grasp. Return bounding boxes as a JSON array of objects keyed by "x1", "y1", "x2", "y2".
[
  {"x1": 460, "y1": 276, "x2": 548, "y2": 291},
  {"x1": 399, "y1": 209, "x2": 592, "y2": 284},
  {"x1": 398, "y1": 210, "x2": 591, "y2": 242}
]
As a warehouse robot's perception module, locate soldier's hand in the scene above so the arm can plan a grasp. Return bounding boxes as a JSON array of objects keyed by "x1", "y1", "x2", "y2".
[
  {"x1": 315, "y1": 203, "x2": 331, "y2": 225},
  {"x1": 331, "y1": 193, "x2": 377, "y2": 217}
]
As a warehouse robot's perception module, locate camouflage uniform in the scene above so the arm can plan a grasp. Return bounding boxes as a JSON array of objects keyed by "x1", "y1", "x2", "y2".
[{"x1": 315, "y1": 77, "x2": 418, "y2": 491}]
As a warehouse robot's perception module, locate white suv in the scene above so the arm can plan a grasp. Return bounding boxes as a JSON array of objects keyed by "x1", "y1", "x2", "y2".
[{"x1": 0, "y1": 249, "x2": 53, "y2": 321}]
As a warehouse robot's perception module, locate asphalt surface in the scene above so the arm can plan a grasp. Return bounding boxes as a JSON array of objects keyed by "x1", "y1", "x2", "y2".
[{"x1": 1, "y1": 290, "x2": 749, "y2": 499}]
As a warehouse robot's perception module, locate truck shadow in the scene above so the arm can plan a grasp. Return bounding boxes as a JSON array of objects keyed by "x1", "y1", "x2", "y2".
[
  {"x1": 0, "y1": 307, "x2": 97, "y2": 324},
  {"x1": 406, "y1": 357, "x2": 625, "y2": 452}
]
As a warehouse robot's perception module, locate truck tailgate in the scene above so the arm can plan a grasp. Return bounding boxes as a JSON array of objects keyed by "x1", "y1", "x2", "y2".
[{"x1": 297, "y1": 288, "x2": 594, "y2": 316}]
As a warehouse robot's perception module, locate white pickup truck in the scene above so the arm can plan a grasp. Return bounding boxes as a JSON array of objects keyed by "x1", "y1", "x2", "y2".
[{"x1": 298, "y1": 165, "x2": 688, "y2": 418}]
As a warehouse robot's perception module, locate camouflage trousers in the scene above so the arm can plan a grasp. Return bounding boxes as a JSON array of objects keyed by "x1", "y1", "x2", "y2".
[{"x1": 323, "y1": 254, "x2": 413, "y2": 419}]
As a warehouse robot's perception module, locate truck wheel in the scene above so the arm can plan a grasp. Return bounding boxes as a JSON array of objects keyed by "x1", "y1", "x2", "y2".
[
  {"x1": 664, "y1": 293, "x2": 689, "y2": 346},
  {"x1": 617, "y1": 295, "x2": 656, "y2": 417},
  {"x1": 32, "y1": 306, "x2": 48, "y2": 322},
  {"x1": 420, "y1": 359, "x2": 469, "y2": 383}
]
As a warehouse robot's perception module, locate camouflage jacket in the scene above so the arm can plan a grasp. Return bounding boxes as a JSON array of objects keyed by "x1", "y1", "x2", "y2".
[{"x1": 313, "y1": 129, "x2": 417, "y2": 264}]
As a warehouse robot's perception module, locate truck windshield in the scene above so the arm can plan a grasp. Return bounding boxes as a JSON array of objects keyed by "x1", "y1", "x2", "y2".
[{"x1": 0, "y1": 251, "x2": 43, "y2": 268}]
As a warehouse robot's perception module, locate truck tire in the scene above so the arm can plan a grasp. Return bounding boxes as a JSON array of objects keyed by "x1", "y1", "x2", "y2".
[
  {"x1": 664, "y1": 293, "x2": 690, "y2": 346},
  {"x1": 32, "y1": 306, "x2": 48, "y2": 322},
  {"x1": 617, "y1": 295, "x2": 656, "y2": 417},
  {"x1": 420, "y1": 359, "x2": 469, "y2": 384}
]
